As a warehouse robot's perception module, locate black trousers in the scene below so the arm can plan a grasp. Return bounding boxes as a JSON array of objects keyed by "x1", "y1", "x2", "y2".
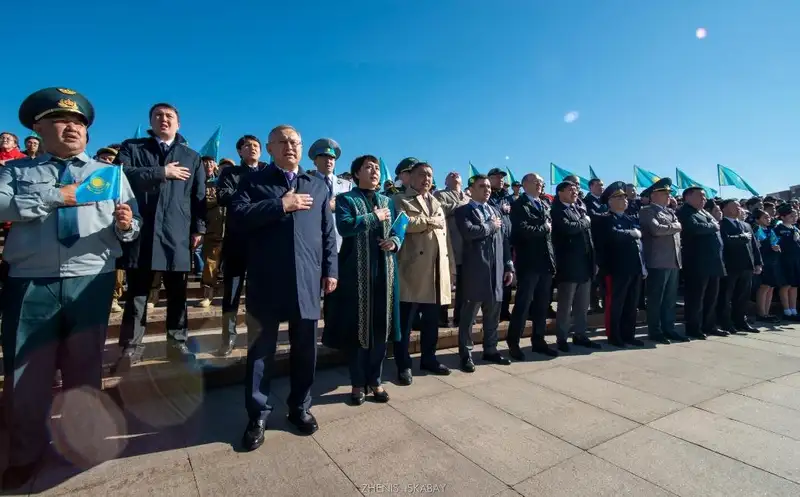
[
  {"x1": 245, "y1": 309, "x2": 317, "y2": 421},
  {"x1": 507, "y1": 271, "x2": 552, "y2": 348},
  {"x1": 119, "y1": 269, "x2": 188, "y2": 348},
  {"x1": 396, "y1": 302, "x2": 439, "y2": 370},
  {"x1": 603, "y1": 274, "x2": 641, "y2": 342},
  {"x1": 684, "y1": 273, "x2": 720, "y2": 335},
  {"x1": 590, "y1": 275, "x2": 604, "y2": 309},
  {"x1": 717, "y1": 270, "x2": 753, "y2": 329}
]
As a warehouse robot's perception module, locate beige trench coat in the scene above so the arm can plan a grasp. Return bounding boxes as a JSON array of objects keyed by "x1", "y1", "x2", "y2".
[{"x1": 395, "y1": 188, "x2": 452, "y2": 305}]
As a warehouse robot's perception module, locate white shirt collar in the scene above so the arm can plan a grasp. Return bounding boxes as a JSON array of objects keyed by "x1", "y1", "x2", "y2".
[
  {"x1": 724, "y1": 216, "x2": 739, "y2": 223},
  {"x1": 156, "y1": 136, "x2": 175, "y2": 147}
]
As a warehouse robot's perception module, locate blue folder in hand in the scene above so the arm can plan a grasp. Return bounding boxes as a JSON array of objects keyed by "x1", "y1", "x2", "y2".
[{"x1": 390, "y1": 212, "x2": 410, "y2": 244}]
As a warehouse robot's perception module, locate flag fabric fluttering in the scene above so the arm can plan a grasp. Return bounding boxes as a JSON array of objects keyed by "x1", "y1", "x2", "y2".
[
  {"x1": 550, "y1": 163, "x2": 590, "y2": 190},
  {"x1": 467, "y1": 162, "x2": 482, "y2": 185},
  {"x1": 506, "y1": 167, "x2": 519, "y2": 185},
  {"x1": 633, "y1": 165, "x2": 678, "y2": 194},
  {"x1": 75, "y1": 166, "x2": 122, "y2": 204},
  {"x1": 717, "y1": 164, "x2": 759, "y2": 196},
  {"x1": 589, "y1": 165, "x2": 599, "y2": 180},
  {"x1": 133, "y1": 125, "x2": 145, "y2": 139},
  {"x1": 199, "y1": 126, "x2": 222, "y2": 162},
  {"x1": 675, "y1": 168, "x2": 717, "y2": 198},
  {"x1": 379, "y1": 157, "x2": 393, "y2": 185},
  {"x1": 390, "y1": 212, "x2": 410, "y2": 244}
]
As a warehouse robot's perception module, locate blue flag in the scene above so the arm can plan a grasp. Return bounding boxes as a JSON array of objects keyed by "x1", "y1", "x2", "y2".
[
  {"x1": 390, "y1": 211, "x2": 410, "y2": 244},
  {"x1": 133, "y1": 125, "x2": 145, "y2": 139},
  {"x1": 717, "y1": 164, "x2": 759, "y2": 196},
  {"x1": 75, "y1": 166, "x2": 122, "y2": 203},
  {"x1": 379, "y1": 157, "x2": 393, "y2": 185},
  {"x1": 675, "y1": 168, "x2": 717, "y2": 198},
  {"x1": 589, "y1": 165, "x2": 599, "y2": 180},
  {"x1": 634, "y1": 165, "x2": 678, "y2": 194},
  {"x1": 199, "y1": 126, "x2": 222, "y2": 162},
  {"x1": 506, "y1": 167, "x2": 519, "y2": 184},
  {"x1": 550, "y1": 163, "x2": 590, "y2": 190}
]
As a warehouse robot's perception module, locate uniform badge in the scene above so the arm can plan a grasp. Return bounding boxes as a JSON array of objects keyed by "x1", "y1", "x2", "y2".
[
  {"x1": 57, "y1": 98, "x2": 78, "y2": 110},
  {"x1": 57, "y1": 88, "x2": 77, "y2": 95}
]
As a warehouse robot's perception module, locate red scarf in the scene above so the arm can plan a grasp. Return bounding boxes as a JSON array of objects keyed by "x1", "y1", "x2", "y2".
[{"x1": 0, "y1": 148, "x2": 26, "y2": 161}]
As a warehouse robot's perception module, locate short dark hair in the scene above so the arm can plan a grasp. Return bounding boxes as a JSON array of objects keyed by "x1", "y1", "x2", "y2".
[
  {"x1": 588, "y1": 178, "x2": 602, "y2": 188},
  {"x1": 752, "y1": 208, "x2": 768, "y2": 222},
  {"x1": 411, "y1": 161, "x2": 432, "y2": 173},
  {"x1": 236, "y1": 134, "x2": 261, "y2": 151},
  {"x1": 149, "y1": 103, "x2": 180, "y2": 119},
  {"x1": 470, "y1": 174, "x2": 490, "y2": 186},
  {"x1": 350, "y1": 155, "x2": 380, "y2": 181}
]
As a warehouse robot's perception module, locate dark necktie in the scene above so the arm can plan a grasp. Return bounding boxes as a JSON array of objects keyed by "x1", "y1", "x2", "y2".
[
  {"x1": 161, "y1": 142, "x2": 169, "y2": 155},
  {"x1": 325, "y1": 175, "x2": 333, "y2": 195},
  {"x1": 284, "y1": 170, "x2": 297, "y2": 189},
  {"x1": 56, "y1": 159, "x2": 80, "y2": 247}
]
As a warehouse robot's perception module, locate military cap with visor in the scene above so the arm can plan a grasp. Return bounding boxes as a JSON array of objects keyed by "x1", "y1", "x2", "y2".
[
  {"x1": 487, "y1": 167, "x2": 507, "y2": 177},
  {"x1": 641, "y1": 177, "x2": 672, "y2": 198},
  {"x1": 18, "y1": 87, "x2": 95, "y2": 129},
  {"x1": 308, "y1": 138, "x2": 341, "y2": 161},
  {"x1": 600, "y1": 181, "x2": 628, "y2": 204},
  {"x1": 395, "y1": 157, "x2": 419, "y2": 176}
]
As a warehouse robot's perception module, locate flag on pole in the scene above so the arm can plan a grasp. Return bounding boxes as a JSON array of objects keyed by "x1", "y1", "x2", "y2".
[
  {"x1": 199, "y1": 126, "x2": 222, "y2": 162},
  {"x1": 717, "y1": 164, "x2": 759, "y2": 196},
  {"x1": 675, "y1": 168, "x2": 717, "y2": 198},
  {"x1": 133, "y1": 125, "x2": 145, "y2": 139},
  {"x1": 634, "y1": 165, "x2": 678, "y2": 194},
  {"x1": 75, "y1": 166, "x2": 122, "y2": 204},
  {"x1": 468, "y1": 162, "x2": 481, "y2": 179},
  {"x1": 506, "y1": 167, "x2": 519, "y2": 185},
  {"x1": 379, "y1": 157, "x2": 393, "y2": 185},
  {"x1": 589, "y1": 165, "x2": 599, "y2": 180},
  {"x1": 550, "y1": 163, "x2": 590, "y2": 190}
]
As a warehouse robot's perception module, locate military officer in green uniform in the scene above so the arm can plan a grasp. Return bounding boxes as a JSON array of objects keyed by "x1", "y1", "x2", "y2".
[
  {"x1": 0, "y1": 88, "x2": 141, "y2": 490},
  {"x1": 387, "y1": 157, "x2": 419, "y2": 196}
]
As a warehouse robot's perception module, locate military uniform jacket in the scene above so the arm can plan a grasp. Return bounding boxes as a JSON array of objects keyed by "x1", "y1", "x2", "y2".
[
  {"x1": 639, "y1": 204, "x2": 682, "y2": 269},
  {"x1": 676, "y1": 203, "x2": 726, "y2": 277},
  {"x1": 509, "y1": 194, "x2": 555, "y2": 274},
  {"x1": 720, "y1": 217, "x2": 762, "y2": 272},
  {"x1": 115, "y1": 132, "x2": 206, "y2": 272},
  {"x1": 596, "y1": 212, "x2": 646, "y2": 277}
]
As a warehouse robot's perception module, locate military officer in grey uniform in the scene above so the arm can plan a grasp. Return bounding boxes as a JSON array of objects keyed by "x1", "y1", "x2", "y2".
[
  {"x1": 0, "y1": 88, "x2": 141, "y2": 490},
  {"x1": 307, "y1": 138, "x2": 352, "y2": 252}
]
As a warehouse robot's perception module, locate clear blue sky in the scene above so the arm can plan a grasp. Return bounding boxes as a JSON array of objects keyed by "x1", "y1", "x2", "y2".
[{"x1": 2, "y1": 0, "x2": 797, "y2": 195}]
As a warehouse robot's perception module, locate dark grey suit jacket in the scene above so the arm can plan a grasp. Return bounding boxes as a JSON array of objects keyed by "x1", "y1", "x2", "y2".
[{"x1": 455, "y1": 202, "x2": 513, "y2": 303}]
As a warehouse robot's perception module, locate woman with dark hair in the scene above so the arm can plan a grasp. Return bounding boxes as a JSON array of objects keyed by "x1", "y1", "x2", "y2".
[
  {"x1": 773, "y1": 204, "x2": 800, "y2": 320},
  {"x1": 752, "y1": 208, "x2": 781, "y2": 322},
  {"x1": 322, "y1": 155, "x2": 404, "y2": 405}
]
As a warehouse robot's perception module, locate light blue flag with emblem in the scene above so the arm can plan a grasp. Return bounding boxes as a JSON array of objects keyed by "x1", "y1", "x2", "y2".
[
  {"x1": 634, "y1": 165, "x2": 678, "y2": 194},
  {"x1": 506, "y1": 167, "x2": 519, "y2": 184},
  {"x1": 379, "y1": 157, "x2": 393, "y2": 184},
  {"x1": 133, "y1": 125, "x2": 145, "y2": 139},
  {"x1": 589, "y1": 165, "x2": 599, "y2": 180},
  {"x1": 467, "y1": 162, "x2": 481, "y2": 185},
  {"x1": 390, "y1": 211, "x2": 410, "y2": 245},
  {"x1": 717, "y1": 164, "x2": 759, "y2": 196},
  {"x1": 75, "y1": 166, "x2": 122, "y2": 203},
  {"x1": 550, "y1": 163, "x2": 590, "y2": 190},
  {"x1": 675, "y1": 168, "x2": 717, "y2": 198},
  {"x1": 199, "y1": 126, "x2": 222, "y2": 162}
]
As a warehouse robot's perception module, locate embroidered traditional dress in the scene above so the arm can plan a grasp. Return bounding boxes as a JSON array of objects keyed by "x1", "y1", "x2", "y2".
[{"x1": 322, "y1": 188, "x2": 402, "y2": 352}]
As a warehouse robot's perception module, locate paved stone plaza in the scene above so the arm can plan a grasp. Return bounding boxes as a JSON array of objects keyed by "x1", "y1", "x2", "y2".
[{"x1": 19, "y1": 324, "x2": 800, "y2": 496}]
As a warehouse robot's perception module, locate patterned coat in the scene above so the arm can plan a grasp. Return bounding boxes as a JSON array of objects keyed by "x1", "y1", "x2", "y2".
[{"x1": 322, "y1": 189, "x2": 403, "y2": 350}]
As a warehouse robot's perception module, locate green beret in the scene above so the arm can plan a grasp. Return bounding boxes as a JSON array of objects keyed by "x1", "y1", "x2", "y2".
[
  {"x1": 395, "y1": 157, "x2": 419, "y2": 176},
  {"x1": 18, "y1": 87, "x2": 95, "y2": 130}
]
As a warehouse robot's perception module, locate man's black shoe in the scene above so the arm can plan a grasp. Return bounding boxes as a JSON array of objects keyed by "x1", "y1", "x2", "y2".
[
  {"x1": 706, "y1": 329, "x2": 730, "y2": 337},
  {"x1": 420, "y1": 362, "x2": 451, "y2": 376},
  {"x1": 166, "y1": 343, "x2": 196, "y2": 363},
  {"x1": 508, "y1": 347, "x2": 526, "y2": 361},
  {"x1": 482, "y1": 352, "x2": 511, "y2": 365},
  {"x1": 532, "y1": 341, "x2": 558, "y2": 357},
  {"x1": 287, "y1": 411, "x2": 318, "y2": 435},
  {"x1": 111, "y1": 346, "x2": 144, "y2": 375},
  {"x1": 686, "y1": 332, "x2": 706, "y2": 340},
  {"x1": 217, "y1": 336, "x2": 236, "y2": 357},
  {"x1": 460, "y1": 356, "x2": 476, "y2": 373},
  {"x1": 736, "y1": 322, "x2": 758, "y2": 333},
  {"x1": 649, "y1": 335, "x2": 671, "y2": 345},
  {"x1": 664, "y1": 333, "x2": 689, "y2": 343},
  {"x1": 242, "y1": 419, "x2": 266, "y2": 451},
  {"x1": 607, "y1": 338, "x2": 627, "y2": 348},
  {"x1": 573, "y1": 335, "x2": 602, "y2": 349},
  {"x1": 397, "y1": 368, "x2": 413, "y2": 385},
  {"x1": 557, "y1": 340, "x2": 570, "y2": 353},
  {"x1": 624, "y1": 338, "x2": 645, "y2": 347}
]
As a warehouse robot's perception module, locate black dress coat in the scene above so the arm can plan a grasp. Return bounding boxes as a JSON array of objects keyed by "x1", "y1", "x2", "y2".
[
  {"x1": 676, "y1": 204, "x2": 726, "y2": 278},
  {"x1": 550, "y1": 199, "x2": 595, "y2": 283}
]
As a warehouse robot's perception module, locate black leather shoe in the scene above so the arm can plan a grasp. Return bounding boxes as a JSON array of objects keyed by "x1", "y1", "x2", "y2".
[
  {"x1": 686, "y1": 332, "x2": 707, "y2": 340},
  {"x1": 532, "y1": 343, "x2": 558, "y2": 357},
  {"x1": 111, "y1": 346, "x2": 143, "y2": 374},
  {"x1": 460, "y1": 357, "x2": 476, "y2": 373},
  {"x1": 350, "y1": 390, "x2": 366, "y2": 406},
  {"x1": 508, "y1": 347, "x2": 526, "y2": 361},
  {"x1": 241, "y1": 419, "x2": 266, "y2": 451},
  {"x1": 287, "y1": 411, "x2": 318, "y2": 435},
  {"x1": 736, "y1": 322, "x2": 758, "y2": 333},
  {"x1": 397, "y1": 368, "x2": 413, "y2": 385},
  {"x1": 557, "y1": 340, "x2": 570, "y2": 353},
  {"x1": 706, "y1": 329, "x2": 730, "y2": 337},
  {"x1": 624, "y1": 338, "x2": 645, "y2": 347},
  {"x1": 217, "y1": 336, "x2": 236, "y2": 357},
  {"x1": 1, "y1": 461, "x2": 38, "y2": 491},
  {"x1": 607, "y1": 338, "x2": 627, "y2": 348},
  {"x1": 482, "y1": 352, "x2": 511, "y2": 365},
  {"x1": 421, "y1": 362, "x2": 451, "y2": 376},
  {"x1": 664, "y1": 334, "x2": 689, "y2": 342},
  {"x1": 650, "y1": 335, "x2": 671, "y2": 344},
  {"x1": 166, "y1": 343, "x2": 196, "y2": 363},
  {"x1": 368, "y1": 386, "x2": 390, "y2": 403},
  {"x1": 573, "y1": 336, "x2": 602, "y2": 349}
]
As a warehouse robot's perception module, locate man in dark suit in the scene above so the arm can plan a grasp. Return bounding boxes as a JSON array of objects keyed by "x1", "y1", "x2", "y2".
[
  {"x1": 717, "y1": 199, "x2": 762, "y2": 333},
  {"x1": 455, "y1": 174, "x2": 513, "y2": 372},
  {"x1": 551, "y1": 181, "x2": 602, "y2": 352},
  {"x1": 214, "y1": 135, "x2": 269, "y2": 356},
  {"x1": 596, "y1": 182, "x2": 646, "y2": 348},
  {"x1": 584, "y1": 178, "x2": 606, "y2": 314},
  {"x1": 113, "y1": 102, "x2": 207, "y2": 371},
  {"x1": 507, "y1": 173, "x2": 557, "y2": 359},
  {"x1": 230, "y1": 124, "x2": 338, "y2": 451},
  {"x1": 677, "y1": 186, "x2": 727, "y2": 339}
]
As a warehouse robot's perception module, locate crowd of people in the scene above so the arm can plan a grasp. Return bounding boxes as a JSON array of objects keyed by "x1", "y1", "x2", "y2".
[{"x1": 0, "y1": 86, "x2": 798, "y2": 490}]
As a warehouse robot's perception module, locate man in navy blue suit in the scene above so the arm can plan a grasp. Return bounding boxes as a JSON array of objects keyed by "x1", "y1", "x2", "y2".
[{"x1": 230, "y1": 124, "x2": 338, "y2": 451}]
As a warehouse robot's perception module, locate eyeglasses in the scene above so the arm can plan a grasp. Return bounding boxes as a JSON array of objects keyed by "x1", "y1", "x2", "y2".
[{"x1": 270, "y1": 139, "x2": 301, "y2": 148}]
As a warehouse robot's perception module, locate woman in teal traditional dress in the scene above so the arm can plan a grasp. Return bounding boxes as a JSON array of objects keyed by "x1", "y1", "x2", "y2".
[{"x1": 322, "y1": 155, "x2": 403, "y2": 405}]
